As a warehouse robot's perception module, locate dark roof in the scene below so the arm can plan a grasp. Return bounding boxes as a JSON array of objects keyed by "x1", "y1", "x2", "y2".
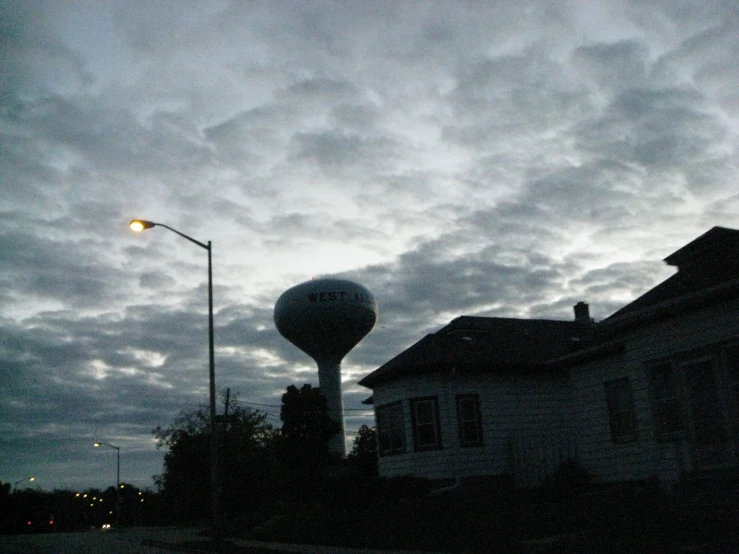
[
  {"x1": 664, "y1": 226, "x2": 739, "y2": 269},
  {"x1": 606, "y1": 226, "x2": 739, "y2": 321},
  {"x1": 360, "y1": 227, "x2": 739, "y2": 389},
  {"x1": 359, "y1": 316, "x2": 585, "y2": 388}
]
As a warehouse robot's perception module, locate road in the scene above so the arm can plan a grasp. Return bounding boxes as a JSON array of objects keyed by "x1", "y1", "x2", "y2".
[
  {"x1": 0, "y1": 527, "x2": 449, "y2": 554},
  {"x1": 0, "y1": 526, "x2": 208, "y2": 554}
]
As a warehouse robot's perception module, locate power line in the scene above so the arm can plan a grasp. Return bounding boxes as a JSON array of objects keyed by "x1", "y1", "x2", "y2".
[{"x1": 232, "y1": 398, "x2": 374, "y2": 414}]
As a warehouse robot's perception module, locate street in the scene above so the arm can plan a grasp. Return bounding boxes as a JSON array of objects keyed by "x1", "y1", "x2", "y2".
[
  {"x1": 0, "y1": 527, "x2": 440, "y2": 554},
  {"x1": 0, "y1": 526, "x2": 207, "y2": 554}
]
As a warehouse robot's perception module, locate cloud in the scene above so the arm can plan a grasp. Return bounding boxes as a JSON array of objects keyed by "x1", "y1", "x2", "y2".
[{"x1": 1, "y1": 1, "x2": 738, "y2": 491}]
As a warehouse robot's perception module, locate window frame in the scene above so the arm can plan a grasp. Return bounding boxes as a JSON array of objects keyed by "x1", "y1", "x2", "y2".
[
  {"x1": 456, "y1": 394, "x2": 484, "y2": 448},
  {"x1": 647, "y1": 361, "x2": 684, "y2": 442},
  {"x1": 604, "y1": 377, "x2": 637, "y2": 443},
  {"x1": 409, "y1": 396, "x2": 443, "y2": 452},
  {"x1": 376, "y1": 401, "x2": 406, "y2": 457},
  {"x1": 679, "y1": 354, "x2": 729, "y2": 466}
]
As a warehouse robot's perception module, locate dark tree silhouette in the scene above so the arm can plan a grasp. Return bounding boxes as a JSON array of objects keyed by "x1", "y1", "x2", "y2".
[
  {"x1": 347, "y1": 425, "x2": 378, "y2": 476},
  {"x1": 154, "y1": 400, "x2": 277, "y2": 521},
  {"x1": 278, "y1": 384, "x2": 341, "y2": 471}
]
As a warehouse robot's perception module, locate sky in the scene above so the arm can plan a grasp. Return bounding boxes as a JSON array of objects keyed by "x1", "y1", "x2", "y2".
[{"x1": 1, "y1": 0, "x2": 738, "y2": 492}]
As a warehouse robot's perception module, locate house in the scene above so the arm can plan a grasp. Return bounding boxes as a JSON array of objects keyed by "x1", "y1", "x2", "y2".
[{"x1": 358, "y1": 226, "x2": 739, "y2": 487}]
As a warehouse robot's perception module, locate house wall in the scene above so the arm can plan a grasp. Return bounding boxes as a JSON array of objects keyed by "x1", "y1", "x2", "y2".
[
  {"x1": 570, "y1": 296, "x2": 739, "y2": 485},
  {"x1": 373, "y1": 370, "x2": 574, "y2": 485}
]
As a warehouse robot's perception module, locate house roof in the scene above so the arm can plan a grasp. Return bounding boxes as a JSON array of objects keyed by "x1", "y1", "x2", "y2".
[
  {"x1": 360, "y1": 226, "x2": 739, "y2": 389},
  {"x1": 605, "y1": 226, "x2": 739, "y2": 321},
  {"x1": 359, "y1": 316, "x2": 585, "y2": 388},
  {"x1": 664, "y1": 226, "x2": 739, "y2": 268}
]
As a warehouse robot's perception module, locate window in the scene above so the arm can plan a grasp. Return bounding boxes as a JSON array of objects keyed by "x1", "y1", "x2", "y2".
[
  {"x1": 410, "y1": 397, "x2": 442, "y2": 451},
  {"x1": 647, "y1": 362, "x2": 683, "y2": 440},
  {"x1": 456, "y1": 394, "x2": 484, "y2": 447},
  {"x1": 376, "y1": 401, "x2": 405, "y2": 456},
  {"x1": 726, "y1": 344, "x2": 739, "y2": 383},
  {"x1": 724, "y1": 344, "x2": 739, "y2": 445},
  {"x1": 682, "y1": 357, "x2": 727, "y2": 466},
  {"x1": 725, "y1": 345, "x2": 739, "y2": 416},
  {"x1": 604, "y1": 378, "x2": 636, "y2": 443}
]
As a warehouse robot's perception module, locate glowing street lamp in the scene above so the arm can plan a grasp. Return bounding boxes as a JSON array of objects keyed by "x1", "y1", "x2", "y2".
[
  {"x1": 94, "y1": 442, "x2": 120, "y2": 522},
  {"x1": 13, "y1": 476, "x2": 35, "y2": 491},
  {"x1": 128, "y1": 219, "x2": 220, "y2": 527}
]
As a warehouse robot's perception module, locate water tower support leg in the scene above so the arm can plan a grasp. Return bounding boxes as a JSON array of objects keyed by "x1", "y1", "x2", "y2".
[{"x1": 318, "y1": 361, "x2": 347, "y2": 458}]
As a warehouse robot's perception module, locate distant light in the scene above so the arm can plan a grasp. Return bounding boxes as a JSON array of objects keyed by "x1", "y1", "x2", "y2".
[
  {"x1": 29, "y1": 477, "x2": 35, "y2": 482},
  {"x1": 94, "y1": 443, "x2": 101, "y2": 447}
]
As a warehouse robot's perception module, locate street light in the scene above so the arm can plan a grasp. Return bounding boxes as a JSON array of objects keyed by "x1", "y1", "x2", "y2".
[
  {"x1": 129, "y1": 219, "x2": 220, "y2": 527},
  {"x1": 13, "y1": 476, "x2": 35, "y2": 491},
  {"x1": 94, "y1": 442, "x2": 120, "y2": 522}
]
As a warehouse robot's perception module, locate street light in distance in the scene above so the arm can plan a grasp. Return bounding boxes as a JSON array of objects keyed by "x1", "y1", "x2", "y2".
[
  {"x1": 13, "y1": 476, "x2": 35, "y2": 491},
  {"x1": 94, "y1": 442, "x2": 120, "y2": 522}
]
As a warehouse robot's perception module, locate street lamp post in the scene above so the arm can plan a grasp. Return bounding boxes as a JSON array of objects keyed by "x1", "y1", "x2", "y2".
[
  {"x1": 13, "y1": 476, "x2": 35, "y2": 491},
  {"x1": 94, "y1": 442, "x2": 120, "y2": 522},
  {"x1": 129, "y1": 219, "x2": 220, "y2": 528}
]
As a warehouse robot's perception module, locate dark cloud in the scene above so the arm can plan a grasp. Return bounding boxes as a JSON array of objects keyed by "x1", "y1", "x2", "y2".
[
  {"x1": 571, "y1": 40, "x2": 650, "y2": 93},
  {"x1": 1, "y1": 1, "x2": 738, "y2": 490},
  {"x1": 0, "y1": 229, "x2": 126, "y2": 309}
]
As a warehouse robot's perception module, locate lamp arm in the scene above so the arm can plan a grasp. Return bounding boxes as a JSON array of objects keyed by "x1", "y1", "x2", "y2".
[{"x1": 156, "y1": 223, "x2": 210, "y2": 251}]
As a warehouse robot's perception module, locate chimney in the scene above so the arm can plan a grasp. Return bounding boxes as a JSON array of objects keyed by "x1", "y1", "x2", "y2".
[{"x1": 574, "y1": 302, "x2": 591, "y2": 325}]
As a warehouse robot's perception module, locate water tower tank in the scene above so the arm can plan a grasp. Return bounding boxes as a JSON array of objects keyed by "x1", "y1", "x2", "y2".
[{"x1": 274, "y1": 278, "x2": 378, "y2": 457}]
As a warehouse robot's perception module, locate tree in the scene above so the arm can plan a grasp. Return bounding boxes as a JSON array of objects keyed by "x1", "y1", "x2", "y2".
[
  {"x1": 347, "y1": 425, "x2": 378, "y2": 476},
  {"x1": 153, "y1": 399, "x2": 277, "y2": 521},
  {"x1": 278, "y1": 384, "x2": 341, "y2": 471}
]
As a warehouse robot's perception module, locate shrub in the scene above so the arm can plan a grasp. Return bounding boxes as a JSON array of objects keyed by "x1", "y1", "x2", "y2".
[{"x1": 543, "y1": 459, "x2": 592, "y2": 499}]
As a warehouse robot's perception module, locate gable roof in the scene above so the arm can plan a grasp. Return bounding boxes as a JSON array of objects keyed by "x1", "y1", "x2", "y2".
[
  {"x1": 605, "y1": 226, "x2": 739, "y2": 321},
  {"x1": 664, "y1": 226, "x2": 739, "y2": 269},
  {"x1": 359, "y1": 316, "x2": 585, "y2": 388}
]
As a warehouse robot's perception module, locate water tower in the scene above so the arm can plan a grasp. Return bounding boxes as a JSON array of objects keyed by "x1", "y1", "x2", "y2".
[{"x1": 274, "y1": 278, "x2": 378, "y2": 457}]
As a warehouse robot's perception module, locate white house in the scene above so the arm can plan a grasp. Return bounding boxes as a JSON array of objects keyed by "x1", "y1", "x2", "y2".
[{"x1": 359, "y1": 226, "x2": 739, "y2": 487}]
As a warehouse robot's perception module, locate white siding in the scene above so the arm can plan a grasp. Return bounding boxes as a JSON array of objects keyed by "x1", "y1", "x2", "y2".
[
  {"x1": 571, "y1": 296, "x2": 739, "y2": 484},
  {"x1": 373, "y1": 370, "x2": 573, "y2": 485}
]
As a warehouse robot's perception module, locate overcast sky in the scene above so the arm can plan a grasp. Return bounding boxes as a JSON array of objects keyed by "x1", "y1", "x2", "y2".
[{"x1": 2, "y1": 0, "x2": 738, "y2": 492}]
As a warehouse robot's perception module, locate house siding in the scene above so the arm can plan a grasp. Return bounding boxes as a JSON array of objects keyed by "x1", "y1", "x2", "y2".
[
  {"x1": 373, "y1": 370, "x2": 573, "y2": 485},
  {"x1": 571, "y1": 295, "x2": 739, "y2": 484}
]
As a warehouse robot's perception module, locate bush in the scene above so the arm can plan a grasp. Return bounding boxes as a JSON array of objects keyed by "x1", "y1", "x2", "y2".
[{"x1": 542, "y1": 459, "x2": 592, "y2": 499}]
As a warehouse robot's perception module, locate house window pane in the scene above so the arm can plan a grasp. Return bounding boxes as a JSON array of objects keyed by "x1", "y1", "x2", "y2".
[
  {"x1": 648, "y1": 363, "x2": 683, "y2": 440},
  {"x1": 456, "y1": 395, "x2": 484, "y2": 447},
  {"x1": 684, "y1": 358, "x2": 727, "y2": 466},
  {"x1": 605, "y1": 378, "x2": 636, "y2": 443},
  {"x1": 376, "y1": 402, "x2": 405, "y2": 456},
  {"x1": 725, "y1": 345, "x2": 739, "y2": 382},
  {"x1": 726, "y1": 345, "x2": 739, "y2": 443},
  {"x1": 410, "y1": 397, "x2": 442, "y2": 451}
]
